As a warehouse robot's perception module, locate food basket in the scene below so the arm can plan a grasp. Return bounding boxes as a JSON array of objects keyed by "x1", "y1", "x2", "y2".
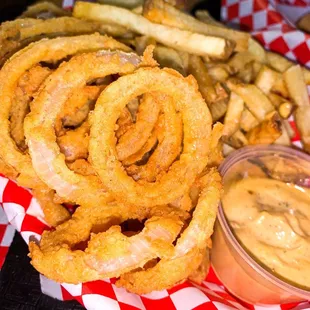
[{"x1": 0, "y1": 0, "x2": 310, "y2": 309}]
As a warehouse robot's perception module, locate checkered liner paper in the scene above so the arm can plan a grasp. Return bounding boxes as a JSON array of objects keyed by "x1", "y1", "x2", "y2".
[{"x1": 0, "y1": 0, "x2": 310, "y2": 309}]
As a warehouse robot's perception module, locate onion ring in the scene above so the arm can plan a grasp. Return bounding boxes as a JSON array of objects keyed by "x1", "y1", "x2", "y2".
[
  {"x1": 0, "y1": 34, "x2": 130, "y2": 189},
  {"x1": 115, "y1": 107, "x2": 133, "y2": 139},
  {"x1": 0, "y1": 17, "x2": 128, "y2": 66},
  {"x1": 116, "y1": 92, "x2": 160, "y2": 161},
  {"x1": 89, "y1": 67, "x2": 212, "y2": 207},
  {"x1": 55, "y1": 85, "x2": 102, "y2": 136},
  {"x1": 57, "y1": 121, "x2": 90, "y2": 162},
  {"x1": 117, "y1": 168, "x2": 221, "y2": 293},
  {"x1": 24, "y1": 48, "x2": 156, "y2": 206},
  {"x1": 122, "y1": 128, "x2": 158, "y2": 166},
  {"x1": 29, "y1": 202, "x2": 185, "y2": 283},
  {"x1": 127, "y1": 92, "x2": 183, "y2": 181},
  {"x1": 67, "y1": 159, "x2": 96, "y2": 176}
]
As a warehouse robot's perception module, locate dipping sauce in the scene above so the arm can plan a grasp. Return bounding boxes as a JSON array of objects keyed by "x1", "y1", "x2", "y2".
[{"x1": 222, "y1": 177, "x2": 310, "y2": 289}]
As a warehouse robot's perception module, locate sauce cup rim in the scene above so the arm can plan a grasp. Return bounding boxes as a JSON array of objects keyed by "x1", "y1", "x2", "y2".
[{"x1": 217, "y1": 144, "x2": 310, "y2": 298}]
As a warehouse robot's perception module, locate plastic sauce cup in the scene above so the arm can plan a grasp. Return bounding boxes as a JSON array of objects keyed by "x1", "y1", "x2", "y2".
[{"x1": 211, "y1": 144, "x2": 310, "y2": 305}]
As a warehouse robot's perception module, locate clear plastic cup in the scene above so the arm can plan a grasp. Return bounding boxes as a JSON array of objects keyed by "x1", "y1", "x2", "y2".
[{"x1": 211, "y1": 144, "x2": 310, "y2": 305}]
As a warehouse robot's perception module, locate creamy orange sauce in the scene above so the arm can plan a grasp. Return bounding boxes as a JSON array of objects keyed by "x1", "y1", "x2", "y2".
[{"x1": 222, "y1": 177, "x2": 310, "y2": 288}]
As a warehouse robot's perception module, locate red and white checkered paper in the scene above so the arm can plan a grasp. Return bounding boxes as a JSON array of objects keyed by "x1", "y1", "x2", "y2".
[
  {"x1": 0, "y1": 176, "x2": 309, "y2": 310},
  {"x1": 221, "y1": 0, "x2": 310, "y2": 67},
  {"x1": 0, "y1": 0, "x2": 310, "y2": 309}
]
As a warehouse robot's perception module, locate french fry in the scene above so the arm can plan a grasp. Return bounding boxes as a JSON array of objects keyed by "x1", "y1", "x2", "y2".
[
  {"x1": 297, "y1": 13, "x2": 310, "y2": 33},
  {"x1": 73, "y1": 1, "x2": 234, "y2": 59},
  {"x1": 278, "y1": 102, "x2": 294, "y2": 119},
  {"x1": 97, "y1": 0, "x2": 143, "y2": 9},
  {"x1": 215, "y1": 82, "x2": 229, "y2": 100},
  {"x1": 227, "y1": 80, "x2": 274, "y2": 121},
  {"x1": 282, "y1": 119, "x2": 295, "y2": 138},
  {"x1": 207, "y1": 65, "x2": 230, "y2": 82},
  {"x1": 252, "y1": 61, "x2": 262, "y2": 78},
  {"x1": 135, "y1": 36, "x2": 156, "y2": 55},
  {"x1": 142, "y1": 0, "x2": 248, "y2": 52},
  {"x1": 274, "y1": 120, "x2": 292, "y2": 146},
  {"x1": 268, "y1": 92, "x2": 286, "y2": 108},
  {"x1": 267, "y1": 51, "x2": 310, "y2": 84},
  {"x1": 294, "y1": 106, "x2": 310, "y2": 152},
  {"x1": 223, "y1": 92, "x2": 244, "y2": 137},
  {"x1": 284, "y1": 65, "x2": 310, "y2": 106},
  {"x1": 240, "y1": 108, "x2": 259, "y2": 132},
  {"x1": 272, "y1": 76, "x2": 289, "y2": 98},
  {"x1": 228, "y1": 51, "x2": 257, "y2": 73},
  {"x1": 247, "y1": 37, "x2": 266, "y2": 64},
  {"x1": 225, "y1": 130, "x2": 248, "y2": 148},
  {"x1": 154, "y1": 45, "x2": 187, "y2": 75},
  {"x1": 196, "y1": 9, "x2": 266, "y2": 62},
  {"x1": 255, "y1": 65, "x2": 278, "y2": 94},
  {"x1": 246, "y1": 112, "x2": 282, "y2": 145},
  {"x1": 223, "y1": 143, "x2": 236, "y2": 156},
  {"x1": 188, "y1": 54, "x2": 217, "y2": 103},
  {"x1": 210, "y1": 99, "x2": 228, "y2": 122},
  {"x1": 132, "y1": 5, "x2": 143, "y2": 14},
  {"x1": 238, "y1": 61, "x2": 254, "y2": 83}
]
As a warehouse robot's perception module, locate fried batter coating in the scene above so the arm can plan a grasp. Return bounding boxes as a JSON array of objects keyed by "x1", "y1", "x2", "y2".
[
  {"x1": 57, "y1": 121, "x2": 90, "y2": 162},
  {"x1": 55, "y1": 86, "x2": 102, "y2": 136},
  {"x1": 67, "y1": 159, "x2": 96, "y2": 176},
  {"x1": 29, "y1": 202, "x2": 185, "y2": 283},
  {"x1": 0, "y1": 34, "x2": 131, "y2": 226},
  {"x1": 0, "y1": 17, "x2": 126, "y2": 66},
  {"x1": 10, "y1": 65, "x2": 51, "y2": 151},
  {"x1": 90, "y1": 68, "x2": 212, "y2": 207},
  {"x1": 115, "y1": 107, "x2": 133, "y2": 139},
  {"x1": 116, "y1": 92, "x2": 160, "y2": 161},
  {"x1": 117, "y1": 168, "x2": 221, "y2": 293},
  {"x1": 127, "y1": 93, "x2": 183, "y2": 181},
  {"x1": 32, "y1": 188, "x2": 70, "y2": 227},
  {"x1": 24, "y1": 49, "x2": 155, "y2": 207}
]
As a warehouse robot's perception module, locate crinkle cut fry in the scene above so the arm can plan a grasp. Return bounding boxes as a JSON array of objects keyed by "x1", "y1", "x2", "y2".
[
  {"x1": 89, "y1": 67, "x2": 212, "y2": 207},
  {"x1": 24, "y1": 48, "x2": 157, "y2": 207},
  {"x1": 29, "y1": 202, "x2": 185, "y2": 284},
  {"x1": 117, "y1": 168, "x2": 221, "y2": 294}
]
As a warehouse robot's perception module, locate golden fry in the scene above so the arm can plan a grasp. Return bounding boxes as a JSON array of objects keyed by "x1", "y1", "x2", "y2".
[
  {"x1": 267, "y1": 51, "x2": 310, "y2": 84},
  {"x1": 246, "y1": 112, "x2": 282, "y2": 145},
  {"x1": 227, "y1": 80, "x2": 274, "y2": 121},
  {"x1": 255, "y1": 65, "x2": 278, "y2": 94},
  {"x1": 297, "y1": 13, "x2": 310, "y2": 33},
  {"x1": 223, "y1": 92, "x2": 244, "y2": 137},
  {"x1": 154, "y1": 45, "x2": 188, "y2": 75},
  {"x1": 73, "y1": 1, "x2": 234, "y2": 59},
  {"x1": 294, "y1": 106, "x2": 310, "y2": 152},
  {"x1": 240, "y1": 108, "x2": 259, "y2": 132},
  {"x1": 143, "y1": 0, "x2": 248, "y2": 51},
  {"x1": 278, "y1": 102, "x2": 294, "y2": 119},
  {"x1": 284, "y1": 65, "x2": 310, "y2": 106},
  {"x1": 188, "y1": 54, "x2": 217, "y2": 103}
]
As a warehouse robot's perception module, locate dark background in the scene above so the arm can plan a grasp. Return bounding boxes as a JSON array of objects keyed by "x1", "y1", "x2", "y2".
[{"x1": 0, "y1": 1, "x2": 220, "y2": 309}]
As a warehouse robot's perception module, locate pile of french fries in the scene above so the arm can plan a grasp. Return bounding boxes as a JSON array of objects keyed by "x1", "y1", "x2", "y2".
[{"x1": 71, "y1": 0, "x2": 310, "y2": 155}]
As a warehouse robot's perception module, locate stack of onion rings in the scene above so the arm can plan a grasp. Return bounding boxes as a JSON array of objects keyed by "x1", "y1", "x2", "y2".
[{"x1": 0, "y1": 25, "x2": 222, "y2": 293}]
